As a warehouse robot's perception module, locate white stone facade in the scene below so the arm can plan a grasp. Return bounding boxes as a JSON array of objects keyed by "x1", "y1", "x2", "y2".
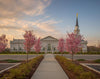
[
  {"x1": 10, "y1": 36, "x2": 87, "y2": 53},
  {"x1": 81, "y1": 40, "x2": 88, "y2": 52},
  {"x1": 10, "y1": 36, "x2": 59, "y2": 53},
  {"x1": 10, "y1": 39, "x2": 25, "y2": 52}
]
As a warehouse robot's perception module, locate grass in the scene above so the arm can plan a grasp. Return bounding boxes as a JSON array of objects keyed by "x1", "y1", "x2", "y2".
[
  {"x1": 2, "y1": 59, "x2": 21, "y2": 63},
  {"x1": 77, "y1": 59, "x2": 86, "y2": 61},
  {"x1": 94, "y1": 59, "x2": 100, "y2": 63}
]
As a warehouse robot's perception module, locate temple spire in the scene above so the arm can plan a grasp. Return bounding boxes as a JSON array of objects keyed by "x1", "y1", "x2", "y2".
[
  {"x1": 74, "y1": 13, "x2": 80, "y2": 35},
  {"x1": 76, "y1": 13, "x2": 78, "y2": 26}
]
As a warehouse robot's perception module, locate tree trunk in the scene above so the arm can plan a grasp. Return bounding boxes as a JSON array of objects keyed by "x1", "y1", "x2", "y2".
[
  {"x1": 72, "y1": 53, "x2": 74, "y2": 62},
  {"x1": 37, "y1": 52, "x2": 38, "y2": 57},
  {"x1": 26, "y1": 51, "x2": 28, "y2": 63}
]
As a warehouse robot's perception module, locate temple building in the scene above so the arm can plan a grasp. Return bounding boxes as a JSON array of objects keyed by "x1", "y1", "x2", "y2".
[
  {"x1": 10, "y1": 14, "x2": 87, "y2": 53},
  {"x1": 10, "y1": 36, "x2": 59, "y2": 53}
]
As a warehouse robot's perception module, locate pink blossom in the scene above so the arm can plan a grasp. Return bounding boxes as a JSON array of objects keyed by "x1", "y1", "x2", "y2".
[
  {"x1": 23, "y1": 30, "x2": 35, "y2": 52},
  {"x1": 23, "y1": 30, "x2": 35, "y2": 62},
  {"x1": 0, "y1": 35, "x2": 8, "y2": 52},
  {"x1": 66, "y1": 32, "x2": 83, "y2": 61},
  {"x1": 58, "y1": 38, "x2": 64, "y2": 54},
  {"x1": 34, "y1": 38, "x2": 41, "y2": 53}
]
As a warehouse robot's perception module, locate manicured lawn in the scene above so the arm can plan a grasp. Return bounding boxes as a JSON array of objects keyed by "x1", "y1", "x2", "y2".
[
  {"x1": 1, "y1": 59, "x2": 21, "y2": 63},
  {"x1": 94, "y1": 59, "x2": 100, "y2": 63},
  {"x1": 77, "y1": 59, "x2": 86, "y2": 61}
]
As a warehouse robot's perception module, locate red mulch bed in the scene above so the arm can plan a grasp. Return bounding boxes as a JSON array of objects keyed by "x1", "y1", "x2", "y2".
[{"x1": 56, "y1": 58, "x2": 100, "y2": 79}]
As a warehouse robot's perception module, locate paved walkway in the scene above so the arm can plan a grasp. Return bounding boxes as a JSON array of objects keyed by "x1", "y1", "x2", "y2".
[{"x1": 31, "y1": 54, "x2": 69, "y2": 79}]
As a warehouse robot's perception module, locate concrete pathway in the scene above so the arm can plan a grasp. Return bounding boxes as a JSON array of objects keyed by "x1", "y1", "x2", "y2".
[{"x1": 31, "y1": 54, "x2": 69, "y2": 79}]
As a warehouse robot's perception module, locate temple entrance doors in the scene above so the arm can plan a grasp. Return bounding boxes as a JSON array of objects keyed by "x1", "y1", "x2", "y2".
[{"x1": 45, "y1": 44, "x2": 54, "y2": 54}]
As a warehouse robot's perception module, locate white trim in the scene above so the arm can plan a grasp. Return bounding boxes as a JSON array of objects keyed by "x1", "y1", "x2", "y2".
[
  {"x1": 80, "y1": 63, "x2": 100, "y2": 74},
  {"x1": 0, "y1": 63, "x2": 20, "y2": 74}
]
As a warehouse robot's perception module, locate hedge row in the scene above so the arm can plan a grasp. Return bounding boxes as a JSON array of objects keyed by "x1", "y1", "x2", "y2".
[
  {"x1": 0, "y1": 51, "x2": 45, "y2": 54},
  {"x1": 55, "y1": 55, "x2": 97, "y2": 79},
  {"x1": 0, "y1": 55, "x2": 44, "y2": 79},
  {"x1": 54, "y1": 52, "x2": 69, "y2": 54},
  {"x1": 77, "y1": 52, "x2": 100, "y2": 54}
]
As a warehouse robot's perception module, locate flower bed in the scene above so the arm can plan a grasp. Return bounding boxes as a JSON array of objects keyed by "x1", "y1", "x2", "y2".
[
  {"x1": 0, "y1": 55, "x2": 44, "y2": 79},
  {"x1": 55, "y1": 55, "x2": 99, "y2": 79}
]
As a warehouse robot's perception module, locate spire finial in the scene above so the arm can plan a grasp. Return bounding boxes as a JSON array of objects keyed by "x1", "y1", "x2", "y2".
[
  {"x1": 76, "y1": 13, "x2": 78, "y2": 26},
  {"x1": 76, "y1": 13, "x2": 78, "y2": 18}
]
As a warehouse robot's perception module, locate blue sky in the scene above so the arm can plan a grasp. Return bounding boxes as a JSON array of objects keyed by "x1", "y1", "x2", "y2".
[{"x1": 0, "y1": 0, "x2": 100, "y2": 46}]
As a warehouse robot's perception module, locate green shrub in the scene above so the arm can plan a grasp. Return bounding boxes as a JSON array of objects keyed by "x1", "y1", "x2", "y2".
[
  {"x1": 54, "y1": 52, "x2": 69, "y2": 54},
  {"x1": 79, "y1": 72, "x2": 95, "y2": 79},
  {"x1": 73, "y1": 65, "x2": 84, "y2": 75},
  {"x1": 77, "y1": 59, "x2": 86, "y2": 61},
  {"x1": 2, "y1": 59, "x2": 21, "y2": 63},
  {"x1": 1, "y1": 55, "x2": 44, "y2": 79},
  {"x1": 77, "y1": 52, "x2": 100, "y2": 54},
  {"x1": 94, "y1": 59, "x2": 100, "y2": 63},
  {"x1": 55, "y1": 55, "x2": 96, "y2": 79},
  {"x1": 0, "y1": 52, "x2": 45, "y2": 54}
]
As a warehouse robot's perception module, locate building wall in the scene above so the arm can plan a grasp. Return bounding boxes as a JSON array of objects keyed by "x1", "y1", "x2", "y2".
[
  {"x1": 81, "y1": 40, "x2": 88, "y2": 52},
  {"x1": 10, "y1": 36, "x2": 87, "y2": 53},
  {"x1": 40, "y1": 40, "x2": 58, "y2": 53}
]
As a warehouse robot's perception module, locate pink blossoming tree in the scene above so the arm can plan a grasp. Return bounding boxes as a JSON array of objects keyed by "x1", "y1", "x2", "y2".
[
  {"x1": 23, "y1": 30, "x2": 35, "y2": 62},
  {"x1": 58, "y1": 38, "x2": 65, "y2": 55},
  {"x1": 34, "y1": 38, "x2": 41, "y2": 54},
  {"x1": 66, "y1": 32, "x2": 83, "y2": 61},
  {"x1": 0, "y1": 35, "x2": 8, "y2": 52}
]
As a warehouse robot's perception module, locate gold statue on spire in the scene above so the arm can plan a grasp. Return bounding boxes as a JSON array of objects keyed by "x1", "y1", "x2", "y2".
[{"x1": 76, "y1": 13, "x2": 78, "y2": 18}]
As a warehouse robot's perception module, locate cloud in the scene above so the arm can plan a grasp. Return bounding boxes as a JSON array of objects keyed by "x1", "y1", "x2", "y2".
[
  {"x1": 86, "y1": 37, "x2": 99, "y2": 46},
  {"x1": 0, "y1": 0, "x2": 64, "y2": 43},
  {"x1": 0, "y1": 0, "x2": 51, "y2": 19},
  {"x1": 0, "y1": 18, "x2": 63, "y2": 39},
  {"x1": 0, "y1": 25, "x2": 20, "y2": 30},
  {"x1": 36, "y1": 20, "x2": 58, "y2": 32}
]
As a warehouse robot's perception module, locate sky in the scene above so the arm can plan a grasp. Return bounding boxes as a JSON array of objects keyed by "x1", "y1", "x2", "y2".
[{"x1": 0, "y1": 0, "x2": 100, "y2": 46}]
